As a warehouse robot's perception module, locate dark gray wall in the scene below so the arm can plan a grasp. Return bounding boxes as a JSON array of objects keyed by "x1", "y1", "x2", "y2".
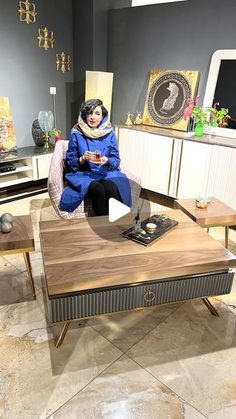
[
  {"x1": 72, "y1": 0, "x2": 131, "y2": 124},
  {"x1": 93, "y1": 1, "x2": 132, "y2": 70},
  {"x1": 72, "y1": 0, "x2": 93, "y2": 122},
  {"x1": 2, "y1": 0, "x2": 236, "y2": 146},
  {"x1": 0, "y1": 0, "x2": 73, "y2": 147},
  {"x1": 107, "y1": 0, "x2": 236, "y2": 124}
]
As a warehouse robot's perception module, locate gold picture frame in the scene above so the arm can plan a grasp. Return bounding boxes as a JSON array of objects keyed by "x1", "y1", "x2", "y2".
[{"x1": 143, "y1": 69, "x2": 200, "y2": 131}]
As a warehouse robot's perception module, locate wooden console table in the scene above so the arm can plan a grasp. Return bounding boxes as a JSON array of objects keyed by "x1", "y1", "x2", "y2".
[
  {"x1": 117, "y1": 126, "x2": 236, "y2": 212},
  {"x1": 39, "y1": 210, "x2": 236, "y2": 347}
]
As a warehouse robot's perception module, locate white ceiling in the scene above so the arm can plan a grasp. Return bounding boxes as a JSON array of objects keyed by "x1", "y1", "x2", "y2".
[{"x1": 132, "y1": 0, "x2": 187, "y2": 7}]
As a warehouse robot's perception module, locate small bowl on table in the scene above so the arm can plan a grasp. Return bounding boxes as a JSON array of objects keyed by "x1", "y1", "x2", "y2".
[{"x1": 195, "y1": 196, "x2": 211, "y2": 209}]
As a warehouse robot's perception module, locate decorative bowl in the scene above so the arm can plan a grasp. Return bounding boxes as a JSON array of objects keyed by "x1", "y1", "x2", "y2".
[{"x1": 195, "y1": 196, "x2": 211, "y2": 209}]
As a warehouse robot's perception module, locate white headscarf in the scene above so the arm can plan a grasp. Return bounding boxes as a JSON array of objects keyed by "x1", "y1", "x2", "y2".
[{"x1": 77, "y1": 114, "x2": 113, "y2": 139}]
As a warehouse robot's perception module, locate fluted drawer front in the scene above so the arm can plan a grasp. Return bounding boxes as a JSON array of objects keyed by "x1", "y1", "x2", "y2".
[{"x1": 48, "y1": 270, "x2": 234, "y2": 323}]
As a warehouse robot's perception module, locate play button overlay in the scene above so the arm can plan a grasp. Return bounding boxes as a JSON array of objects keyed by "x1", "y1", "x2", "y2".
[
  {"x1": 108, "y1": 198, "x2": 131, "y2": 222},
  {"x1": 86, "y1": 175, "x2": 151, "y2": 242}
]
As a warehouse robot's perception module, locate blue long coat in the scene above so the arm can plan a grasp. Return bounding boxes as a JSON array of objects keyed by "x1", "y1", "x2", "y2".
[{"x1": 60, "y1": 127, "x2": 132, "y2": 212}]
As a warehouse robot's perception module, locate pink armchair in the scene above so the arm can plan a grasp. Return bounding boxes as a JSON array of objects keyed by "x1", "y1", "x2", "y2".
[{"x1": 47, "y1": 140, "x2": 141, "y2": 220}]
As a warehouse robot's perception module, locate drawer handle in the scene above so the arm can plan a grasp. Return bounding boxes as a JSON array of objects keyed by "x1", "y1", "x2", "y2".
[{"x1": 144, "y1": 290, "x2": 155, "y2": 302}]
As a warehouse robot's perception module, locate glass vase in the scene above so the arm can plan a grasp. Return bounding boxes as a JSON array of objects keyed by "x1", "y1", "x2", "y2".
[
  {"x1": 194, "y1": 121, "x2": 204, "y2": 137},
  {"x1": 38, "y1": 110, "x2": 54, "y2": 149}
]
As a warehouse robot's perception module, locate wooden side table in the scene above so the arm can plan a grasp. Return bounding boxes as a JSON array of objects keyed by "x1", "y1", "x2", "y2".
[
  {"x1": 0, "y1": 215, "x2": 36, "y2": 297},
  {"x1": 175, "y1": 197, "x2": 236, "y2": 248}
]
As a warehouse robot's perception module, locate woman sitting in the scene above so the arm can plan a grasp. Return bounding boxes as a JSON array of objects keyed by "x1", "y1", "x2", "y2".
[{"x1": 60, "y1": 98, "x2": 132, "y2": 215}]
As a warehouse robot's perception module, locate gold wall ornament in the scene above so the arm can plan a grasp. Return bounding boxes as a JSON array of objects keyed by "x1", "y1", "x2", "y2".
[
  {"x1": 37, "y1": 27, "x2": 55, "y2": 50},
  {"x1": 18, "y1": 0, "x2": 37, "y2": 24},
  {"x1": 56, "y1": 52, "x2": 71, "y2": 73}
]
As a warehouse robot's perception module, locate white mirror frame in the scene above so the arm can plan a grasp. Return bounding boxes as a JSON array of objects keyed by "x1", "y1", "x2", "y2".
[{"x1": 203, "y1": 49, "x2": 236, "y2": 138}]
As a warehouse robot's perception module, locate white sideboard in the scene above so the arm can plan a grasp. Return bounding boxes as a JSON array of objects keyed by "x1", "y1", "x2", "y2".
[
  {"x1": 0, "y1": 147, "x2": 53, "y2": 202},
  {"x1": 118, "y1": 126, "x2": 236, "y2": 210}
]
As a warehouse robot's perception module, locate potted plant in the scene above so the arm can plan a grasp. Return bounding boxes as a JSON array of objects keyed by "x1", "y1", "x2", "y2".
[
  {"x1": 208, "y1": 105, "x2": 230, "y2": 127},
  {"x1": 49, "y1": 128, "x2": 62, "y2": 141}
]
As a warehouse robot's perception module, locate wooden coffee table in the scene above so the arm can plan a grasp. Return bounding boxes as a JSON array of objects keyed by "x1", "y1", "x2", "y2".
[
  {"x1": 0, "y1": 215, "x2": 36, "y2": 298},
  {"x1": 175, "y1": 197, "x2": 236, "y2": 248},
  {"x1": 39, "y1": 210, "x2": 236, "y2": 347}
]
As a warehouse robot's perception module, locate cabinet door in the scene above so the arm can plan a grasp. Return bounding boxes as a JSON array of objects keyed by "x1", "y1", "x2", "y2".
[
  {"x1": 32, "y1": 154, "x2": 52, "y2": 180},
  {"x1": 119, "y1": 128, "x2": 145, "y2": 180},
  {"x1": 207, "y1": 145, "x2": 236, "y2": 210},
  {"x1": 141, "y1": 132, "x2": 174, "y2": 194},
  {"x1": 177, "y1": 141, "x2": 212, "y2": 199},
  {"x1": 118, "y1": 128, "x2": 174, "y2": 195}
]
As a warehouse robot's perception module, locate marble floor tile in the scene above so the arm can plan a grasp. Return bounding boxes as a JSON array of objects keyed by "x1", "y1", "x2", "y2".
[
  {"x1": 127, "y1": 299, "x2": 236, "y2": 416},
  {"x1": 208, "y1": 403, "x2": 236, "y2": 418},
  {"x1": 213, "y1": 275, "x2": 236, "y2": 314},
  {"x1": 0, "y1": 288, "x2": 47, "y2": 339},
  {"x1": 1, "y1": 252, "x2": 44, "y2": 293},
  {"x1": 209, "y1": 226, "x2": 236, "y2": 250},
  {"x1": 0, "y1": 264, "x2": 35, "y2": 305},
  {"x1": 0, "y1": 255, "x2": 11, "y2": 269},
  {"x1": 50, "y1": 354, "x2": 206, "y2": 419},
  {"x1": 1, "y1": 193, "x2": 236, "y2": 418},
  {"x1": 2, "y1": 252, "x2": 33, "y2": 273},
  {"x1": 88, "y1": 302, "x2": 183, "y2": 352},
  {"x1": 0, "y1": 325, "x2": 122, "y2": 418}
]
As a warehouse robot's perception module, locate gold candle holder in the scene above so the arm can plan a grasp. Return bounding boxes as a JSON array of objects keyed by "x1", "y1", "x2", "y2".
[
  {"x1": 44, "y1": 132, "x2": 50, "y2": 149},
  {"x1": 134, "y1": 111, "x2": 143, "y2": 125},
  {"x1": 125, "y1": 113, "x2": 133, "y2": 126}
]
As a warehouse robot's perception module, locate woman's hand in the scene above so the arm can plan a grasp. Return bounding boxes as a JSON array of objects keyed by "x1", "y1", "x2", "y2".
[
  {"x1": 100, "y1": 156, "x2": 108, "y2": 165},
  {"x1": 84, "y1": 151, "x2": 95, "y2": 161},
  {"x1": 92, "y1": 156, "x2": 108, "y2": 165},
  {"x1": 80, "y1": 152, "x2": 108, "y2": 165},
  {"x1": 79, "y1": 151, "x2": 94, "y2": 164}
]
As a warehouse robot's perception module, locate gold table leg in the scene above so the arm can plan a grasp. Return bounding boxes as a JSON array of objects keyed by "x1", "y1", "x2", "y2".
[
  {"x1": 55, "y1": 321, "x2": 71, "y2": 348},
  {"x1": 202, "y1": 298, "x2": 219, "y2": 316},
  {"x1": 225, "y1": 226, "x2": 229, "y2": 249},
  {"x1": 23, "y1": 252, "x2": 36, "y2": 298}
]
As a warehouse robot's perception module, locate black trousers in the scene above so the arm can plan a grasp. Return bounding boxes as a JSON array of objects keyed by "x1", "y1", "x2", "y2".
[{"x1": 87, "y1": 180, "x2": 122, "y2": 216}]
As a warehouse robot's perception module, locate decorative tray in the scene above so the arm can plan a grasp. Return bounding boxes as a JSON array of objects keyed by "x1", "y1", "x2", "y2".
[{"x1": 122, "y1": 214, "x2": 178, "y2": 246}]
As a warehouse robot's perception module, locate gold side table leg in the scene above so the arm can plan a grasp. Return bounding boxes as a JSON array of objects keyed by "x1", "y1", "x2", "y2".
[
  {"x1": 202, "y1": 298, "x2": 219, "y2": 316},
  {"x1": 225, "y1": 226, "x2": 229, "y2": 249},
  {"x1": 55, "y1": 321, "x2": 71, "y2": 348},
  {"x1": 23, "y1": 252, "x2": 36, "y2": 298}
]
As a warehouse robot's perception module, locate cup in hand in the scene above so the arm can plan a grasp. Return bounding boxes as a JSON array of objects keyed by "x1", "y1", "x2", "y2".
[{"x1": 94, "y1": 150, "x2": 101, "y2": 162}]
